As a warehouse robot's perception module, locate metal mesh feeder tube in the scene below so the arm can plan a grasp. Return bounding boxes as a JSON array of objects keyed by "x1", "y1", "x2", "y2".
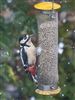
[{"x1": 34, "y1": 1, "x2": 61, "y2": 95}]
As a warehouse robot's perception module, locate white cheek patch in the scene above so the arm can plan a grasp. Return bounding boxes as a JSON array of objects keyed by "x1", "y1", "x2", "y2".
[
  {"x1": 26, "y1": 35, "x2": 29, "y2": 38},
  {"x1": 20, "y1": 39, "x2": 26, "y2": 44}
]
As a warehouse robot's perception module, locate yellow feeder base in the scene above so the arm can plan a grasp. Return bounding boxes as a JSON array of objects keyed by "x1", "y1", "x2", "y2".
[
  {"x1": 34, "y1": 2, "x2": 61, "y2": 10},
  {"x1": 35, "y1": 87, "x2": 61, "y2": 95}
]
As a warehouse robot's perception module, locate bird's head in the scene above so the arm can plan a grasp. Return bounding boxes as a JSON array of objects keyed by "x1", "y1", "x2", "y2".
[{"x1": 19, "y1": 34, "x2": 30, "y2": 46}]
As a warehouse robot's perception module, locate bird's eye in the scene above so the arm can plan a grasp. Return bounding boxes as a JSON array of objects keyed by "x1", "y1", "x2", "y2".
[
  {"x1": 24, "y1": 35, "x2": 27, "y2": 39},
  {"x1": 24, "y1": 37, "x2": 26, "y2": 39}
]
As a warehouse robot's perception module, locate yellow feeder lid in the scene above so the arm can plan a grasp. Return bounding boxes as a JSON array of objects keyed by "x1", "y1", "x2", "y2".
[
  {"x1": 34, "y1": 2, "x2": 61, "y2": 10},
  {"x1": 35, "y1": 87, "x2": 61, "y2": 95}
]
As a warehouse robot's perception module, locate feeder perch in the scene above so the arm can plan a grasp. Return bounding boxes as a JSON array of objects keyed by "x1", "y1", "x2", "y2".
[{"x1": 34, "y1": 1, "x2": 61, "y2": 95}]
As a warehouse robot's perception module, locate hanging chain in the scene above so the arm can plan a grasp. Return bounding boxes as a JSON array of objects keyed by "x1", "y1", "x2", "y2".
[
  {"x1": 49, "y1": 0, "x2": 56, "y2": 19},
  {"x1": 52, "y1": 0, "x2": 54, "y2": 11}
]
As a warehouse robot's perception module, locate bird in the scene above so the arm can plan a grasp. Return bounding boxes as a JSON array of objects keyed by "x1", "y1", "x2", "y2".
[{"x1": 19, "y1": 34, "x2": 38, "y2": 83}]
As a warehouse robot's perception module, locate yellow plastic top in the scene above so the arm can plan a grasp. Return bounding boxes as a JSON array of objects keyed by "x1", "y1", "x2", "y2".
[
  {"x1": 35, "y1": 87, "x2": 61, "y2": 95},
  {"x1": 34, "y1": 2, "x2": 61, "y2": 10}
]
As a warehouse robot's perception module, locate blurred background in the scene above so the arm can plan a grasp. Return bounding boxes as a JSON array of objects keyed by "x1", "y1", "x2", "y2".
[{"x1": 0, "y1": 0, "x2": 75, "y2": 100}]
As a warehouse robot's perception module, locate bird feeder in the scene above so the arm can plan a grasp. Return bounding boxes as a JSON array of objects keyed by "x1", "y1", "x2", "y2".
[{"x1": 34, "y1": 0, "x2": 61, "y2": 95}]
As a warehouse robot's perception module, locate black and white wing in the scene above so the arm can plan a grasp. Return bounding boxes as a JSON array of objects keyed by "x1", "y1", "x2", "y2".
[{"x1": 20, "y1": 47, "x2": 28, "y2": 69}]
